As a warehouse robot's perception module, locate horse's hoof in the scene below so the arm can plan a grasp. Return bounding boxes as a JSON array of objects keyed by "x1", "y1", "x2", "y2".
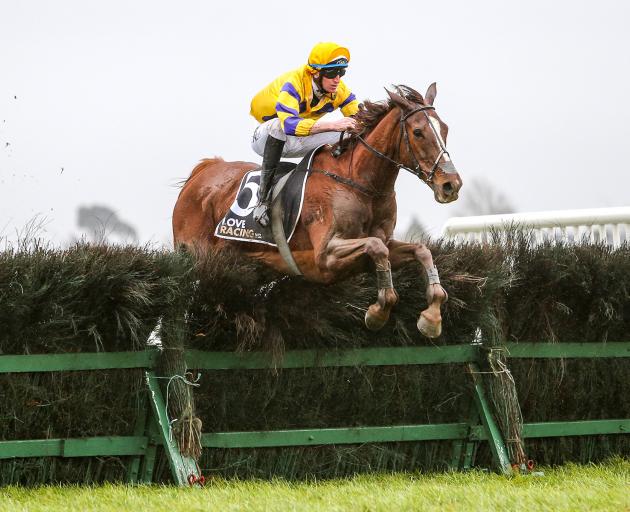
[
  {"x1": 417, "y1": 313, "x2": 442, "y2": 338},
  {"x1": 365, "y1": 306, "x2": 387, "y2": 331}
]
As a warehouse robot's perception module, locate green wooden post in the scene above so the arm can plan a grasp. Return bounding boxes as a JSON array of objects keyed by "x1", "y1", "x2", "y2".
[
  {"x1": 138, "y1": 418, "x2": 159, "y2": 484},
  {"x1": 460, "y1": 434, "x2": 477, "y2": 470},
  {"x1": 144, "y1": 371, "x2": 200, "y2": 486},
  {"x1": 449, "y1": 436, "x2": 465, "y2": 470},
  {"x1": 126, "y1": 390, "x2": 149, "y2": 484},
  {"x1": 451, "y1": 400, "x2": 479, "y2": 470},
  {"x1": 468, "y1": 363, "x2": 512, "y2": 475}
]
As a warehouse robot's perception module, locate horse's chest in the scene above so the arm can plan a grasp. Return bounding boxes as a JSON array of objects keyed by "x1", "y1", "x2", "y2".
[
  {"x1": 331, "y1": 198, "x2": 390, "y2": 239},
  {"x1": 303, "y1": 193, "x2": 393, "y2": 240}
]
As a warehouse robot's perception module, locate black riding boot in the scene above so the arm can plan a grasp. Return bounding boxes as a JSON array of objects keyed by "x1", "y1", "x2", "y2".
[{"x1": 254, "y1": 135, "x2": 285, "y2": 227}]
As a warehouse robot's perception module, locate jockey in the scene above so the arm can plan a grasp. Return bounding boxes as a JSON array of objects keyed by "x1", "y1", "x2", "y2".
[{"x1": 250, "y1": 41, "x2": 360, "y2": 226}]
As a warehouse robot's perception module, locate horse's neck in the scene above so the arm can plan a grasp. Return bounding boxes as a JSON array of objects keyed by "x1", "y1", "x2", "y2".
[{"x1": 342, "y1": 109, "x2": 402, "y2": 195}]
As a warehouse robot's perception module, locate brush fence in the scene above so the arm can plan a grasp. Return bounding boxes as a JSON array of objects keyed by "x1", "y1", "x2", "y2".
[{"x1": 1, "y1": 342, "x2": 628, "y2": 485}]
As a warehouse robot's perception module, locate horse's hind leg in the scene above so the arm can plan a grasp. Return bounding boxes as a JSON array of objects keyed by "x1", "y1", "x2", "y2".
[
  {"x1": 317, "y1": 236, "x2": 399, "y2": 331},
  {"x1": 387, "y1": 240, "x2": 448, "y2": 338}
]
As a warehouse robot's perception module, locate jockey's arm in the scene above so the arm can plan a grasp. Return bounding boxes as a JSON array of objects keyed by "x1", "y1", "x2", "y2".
[
  {"x1": 311, "y1": 89, "x2": 360, "y2": 134},
  {"x1": 276, "y1": 80, "x2": 359, "y2": 136},
  {"x1": 311, "y1": 117, "x2": 358, "y2": 134}
]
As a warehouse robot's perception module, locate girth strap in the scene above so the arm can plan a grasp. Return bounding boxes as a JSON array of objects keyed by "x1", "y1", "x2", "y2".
[{"x1": 309, "y1": 168, "x2": 382, "y2": 198}]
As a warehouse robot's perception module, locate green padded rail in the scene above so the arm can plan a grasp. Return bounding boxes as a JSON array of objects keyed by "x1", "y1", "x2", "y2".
[
  {"x1": 0, "y1": 351, "x2": 159, "y2": 373},
  {"x1": 1, "y1": 342, "x2": 628, "y2": 375},
  {"x1": 503, "y1": 342, "x2": 630, "y2": 359},
  {"x1": 199, "y1": 419, "x2": 630, "y2": 450},
  {"x1": 202, "y1": 423, "x2": 471, "y2": 448},
  {"x1": 522, "y1": 419, "x2": 630, "y2": 438},
  {"x1": 0, "y1": 436, "x2": 147, "y2": 459},
  {"x1": 184, "y1": 345, "x2": 479, "y2": 370}
]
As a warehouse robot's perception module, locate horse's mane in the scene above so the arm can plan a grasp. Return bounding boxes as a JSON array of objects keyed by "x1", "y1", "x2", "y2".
[
  {"x1": 355, "y1": 85, "x2": 424, "y2": 131},
  {"x1": 339, "y1": 84, "x2": 426, "y2": 152}
]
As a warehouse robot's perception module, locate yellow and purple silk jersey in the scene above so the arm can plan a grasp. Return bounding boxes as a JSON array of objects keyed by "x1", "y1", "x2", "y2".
[{"x1": 250, "y1": 65, "x2": 359, "y2": 137}]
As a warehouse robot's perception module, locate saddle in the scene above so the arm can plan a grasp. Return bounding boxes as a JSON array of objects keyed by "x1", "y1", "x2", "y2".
[{"x1": 214, "y1": 146, "x2": 322, "y2": 249}]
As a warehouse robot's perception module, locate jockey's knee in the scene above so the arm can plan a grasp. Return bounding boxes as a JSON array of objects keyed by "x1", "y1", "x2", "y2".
[
  {"x1": 252, "y1": 119, "x2": 288, "y2": 157},
  {"x1": 267, "y1": 119, "x2": 287, "y2": 141}
]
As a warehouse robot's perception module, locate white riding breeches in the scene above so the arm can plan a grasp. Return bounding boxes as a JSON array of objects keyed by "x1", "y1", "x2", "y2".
[{"x1": 251, "y1": 118, "x2": 340, "y2": 158}]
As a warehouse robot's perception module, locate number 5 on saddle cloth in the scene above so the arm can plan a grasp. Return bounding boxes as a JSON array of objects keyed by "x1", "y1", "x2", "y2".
[{"x1": 214, "y1": 146, "x2": 322, "y2": 247}]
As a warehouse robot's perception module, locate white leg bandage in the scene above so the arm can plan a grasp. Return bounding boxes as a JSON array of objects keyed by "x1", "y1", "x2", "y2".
[{"x1": 426, "y1": 265, "x2": 441, "y2": 285}]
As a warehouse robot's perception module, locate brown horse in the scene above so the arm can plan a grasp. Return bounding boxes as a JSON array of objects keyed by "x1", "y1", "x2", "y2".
[{"x1": 173, "y1": 84, "x2": 462, "y2": 338}]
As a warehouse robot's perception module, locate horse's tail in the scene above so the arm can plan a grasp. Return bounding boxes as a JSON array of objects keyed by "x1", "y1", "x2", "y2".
[{"x1": 181, "y1": 157, "x2": 225, "y2": 187}]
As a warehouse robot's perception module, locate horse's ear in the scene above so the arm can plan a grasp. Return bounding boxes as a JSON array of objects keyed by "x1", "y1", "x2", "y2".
[
  {"x1": 385, "y1": 88, "x2": 414, "y2": 112},
  {"x1": 425, "y1": 82, "x2": 437, "y2": 106}
]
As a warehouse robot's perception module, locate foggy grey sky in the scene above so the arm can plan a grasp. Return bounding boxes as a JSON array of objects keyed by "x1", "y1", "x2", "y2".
[{"x1": 1, "y1": 0, "x2": 629, "y2": 246}]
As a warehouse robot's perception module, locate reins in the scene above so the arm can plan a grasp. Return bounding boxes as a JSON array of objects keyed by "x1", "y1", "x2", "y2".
[
  {"x1": 355, "y1": 105, "x2": 449, "y2": 184},
  {"x1": 312, "y1": 103, "x2": 453, "y2": 196},
  {"x1": 308, "y1": 168, "x2": 384, "y2": 197}
]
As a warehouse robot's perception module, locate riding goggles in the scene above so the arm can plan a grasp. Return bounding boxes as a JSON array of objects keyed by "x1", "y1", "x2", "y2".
[{"x1": 321, "y1": 67, "x2": 346, "y2": 79}]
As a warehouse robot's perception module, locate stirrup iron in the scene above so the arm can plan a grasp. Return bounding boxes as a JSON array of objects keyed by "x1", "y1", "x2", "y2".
[{"x1": 254, "y1": 202, "x2": 271, "y2": 227}]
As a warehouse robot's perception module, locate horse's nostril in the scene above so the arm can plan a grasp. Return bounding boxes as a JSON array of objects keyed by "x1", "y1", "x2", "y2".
[{"x1": 442, "y1": 182, "x2": 453, "y2": 195}]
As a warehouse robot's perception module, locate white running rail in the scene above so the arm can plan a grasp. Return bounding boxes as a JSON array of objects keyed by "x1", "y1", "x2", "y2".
[{"x1": 442, "y1": 206, "x2": 630, "y2": 247}]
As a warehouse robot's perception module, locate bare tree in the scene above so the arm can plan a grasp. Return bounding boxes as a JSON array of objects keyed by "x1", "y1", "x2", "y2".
[
  {"x1": 403, "y1": 216, "x2": 427, "y2": 242},
  {"x1": 454, "y1": 177, "x2": 515, "y2": 216},
  {"x1": 76, "y1": 205, "x2": 138, "y2": 244}
]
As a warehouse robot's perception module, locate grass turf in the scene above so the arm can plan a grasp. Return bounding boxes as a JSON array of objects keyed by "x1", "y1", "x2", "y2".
[{"x1": 2, "y1": 458, "x2": 628, "y2": 512}]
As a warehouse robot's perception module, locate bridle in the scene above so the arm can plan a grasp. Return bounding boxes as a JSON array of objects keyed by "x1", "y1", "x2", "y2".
[{"x1": 354, "y1": 105, "x2": 456, "y2": 184}]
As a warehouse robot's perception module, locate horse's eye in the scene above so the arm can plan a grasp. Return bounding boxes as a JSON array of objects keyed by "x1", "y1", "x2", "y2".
[{"x1": 413, "y1": 128, "x2": 423, "y2": 138}]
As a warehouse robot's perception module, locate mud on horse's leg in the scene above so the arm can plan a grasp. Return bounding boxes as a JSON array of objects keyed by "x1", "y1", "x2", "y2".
[
  {"x1": 387, "y1": 240, "x2": 448, "y2": 338},
  {"x1": 365, "y1": 258, "x2": 399, "y2": 331},
  {"x1": 318, "y1": 236, "x2": 399, "y2": 331},
  {"x1": 418, "y1": 260, "x2": 448, "y2": 338}
]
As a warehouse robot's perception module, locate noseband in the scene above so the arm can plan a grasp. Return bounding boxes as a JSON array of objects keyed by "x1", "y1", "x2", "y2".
[{"x1": 355, "y1": 105, "x2": 454, "y2": 184}]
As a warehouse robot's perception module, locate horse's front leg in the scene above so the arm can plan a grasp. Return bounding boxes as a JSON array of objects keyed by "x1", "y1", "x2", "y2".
[
  {"x1": 318, "y1": 236, "x2": 398, "y2": 331},
  {"x1": 387, "y1": 239, "x2": 448, "y2": 338}
]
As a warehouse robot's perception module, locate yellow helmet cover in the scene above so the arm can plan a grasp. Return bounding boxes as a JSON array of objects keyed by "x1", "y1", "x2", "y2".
[{"x1": 307, "y1": 42, "x2": 350, "y2": 73}]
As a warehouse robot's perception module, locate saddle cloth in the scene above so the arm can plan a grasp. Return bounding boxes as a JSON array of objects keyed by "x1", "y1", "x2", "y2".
[{"x1": 214, "y1": 146, "x2": 321, "y2": 246}]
